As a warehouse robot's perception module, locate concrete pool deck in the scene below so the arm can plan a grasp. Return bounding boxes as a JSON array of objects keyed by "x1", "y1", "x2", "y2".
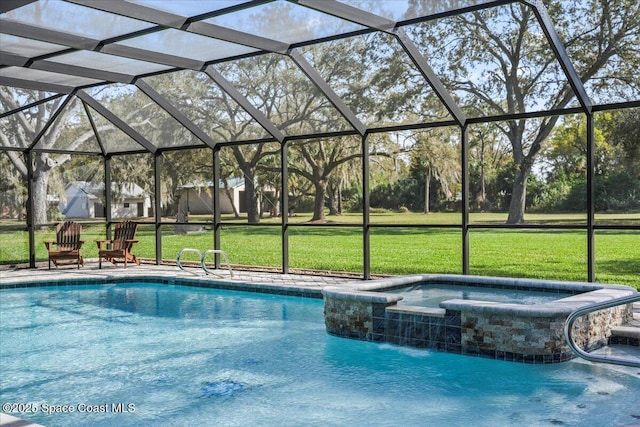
[{"x1": 0, "y1": 263, "x2": 362, "y2": 295}]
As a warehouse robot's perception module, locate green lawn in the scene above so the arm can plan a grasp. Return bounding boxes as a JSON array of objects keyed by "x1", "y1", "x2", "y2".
[{"x1": 1, "y1": 213, "x2": 638, "y2": 289}]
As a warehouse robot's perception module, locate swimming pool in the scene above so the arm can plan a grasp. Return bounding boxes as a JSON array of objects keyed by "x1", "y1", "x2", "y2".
[{"x1": 1, "y1": 283, "x2": 639, "y2": 426}]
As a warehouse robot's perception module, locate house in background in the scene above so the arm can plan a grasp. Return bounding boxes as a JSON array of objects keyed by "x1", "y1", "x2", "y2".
[
  {"x1": 60, "y1": 181, "x2": 151, "y2": 219},
  {"x1": 176, "y1": 178, "x2": 275, "y2": 216}
]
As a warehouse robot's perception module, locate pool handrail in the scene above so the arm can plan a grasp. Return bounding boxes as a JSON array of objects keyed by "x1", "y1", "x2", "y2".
[
  {"x1": 201, "y1": 249, "x2": 233, "y2": 278},
  {"x1": 564, "y1": 293, "x2": 640, "y2": 368},
  {"x1": 176, "y1": 248, "x2": 234, "y2": 278}
]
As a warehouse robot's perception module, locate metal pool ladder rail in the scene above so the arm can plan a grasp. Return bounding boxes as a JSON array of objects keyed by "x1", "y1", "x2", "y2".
[
  {"x1": 176, "y1": 248, "x2": 234, "y2": 278},
  {"x1": 564, "y1": 293, "x2": 640, "y2": 368}
]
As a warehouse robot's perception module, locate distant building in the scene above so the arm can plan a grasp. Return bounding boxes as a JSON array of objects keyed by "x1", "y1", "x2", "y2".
[
  {"x1": 59, "y1": 181, "x2": 150, "y2": 219},
  {"x1": 176, "y1": 178, "x2": 275, "y2": 215}
]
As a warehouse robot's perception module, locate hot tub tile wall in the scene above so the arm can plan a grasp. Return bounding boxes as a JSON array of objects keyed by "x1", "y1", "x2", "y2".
[
  {"x1": 378, "y1": 308, "x2": 593, "y2": 362},
  {"x1": 459, "y1": 312, "x2": 575, "y2": 362},
  {"x1": 324, "y1": 291, "x2": 398, "y2": 340}
]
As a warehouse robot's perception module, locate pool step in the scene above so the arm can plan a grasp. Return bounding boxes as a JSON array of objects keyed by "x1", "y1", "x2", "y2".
[
  {"x1": 587, "y1": 305, "x2": 640, "y2": 364},
  {"x1": 609, "y1": 306, "x2": 640, "y2": 346}
]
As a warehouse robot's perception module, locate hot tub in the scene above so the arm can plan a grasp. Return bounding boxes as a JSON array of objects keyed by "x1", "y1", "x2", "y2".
[
  {"x1": 386, "y1": 283, "x2": 575, "y2": 307},
  {"x1": 322, "y1": 275, "x2": 636, "y2": 363}
]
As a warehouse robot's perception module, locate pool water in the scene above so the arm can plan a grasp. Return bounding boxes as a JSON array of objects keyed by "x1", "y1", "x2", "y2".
[
  {"x1": 1, "y1": 284, "x2": 639, "y2": 427},
  {"x1": 389, "y1": 283, "x2": 574, "y2": 307}
]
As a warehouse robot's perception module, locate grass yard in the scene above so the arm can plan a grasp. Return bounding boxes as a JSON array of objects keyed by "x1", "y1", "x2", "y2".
[
  {"x1": 216, "y1": 211, "x2": 640, "y2": 226},
  {"x1": 0, "y1": 213, "x2": 638, "y2": 289}
]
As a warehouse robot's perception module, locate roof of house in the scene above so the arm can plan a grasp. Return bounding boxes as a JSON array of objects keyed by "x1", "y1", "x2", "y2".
[
  {"x1": 178, "y1": 178, "x2": 245, "y2": 190},
  {"x1": 66, "y1": 181, "x2": 147, "y2": 198}
]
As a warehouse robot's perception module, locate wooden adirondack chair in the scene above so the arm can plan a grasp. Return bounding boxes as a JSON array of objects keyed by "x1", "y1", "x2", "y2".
[
  {"x1": 44, "y1": 221, "x2": 84, "y2": 269},
  {"x1": 97, "y1": 221, "x2": 140, "y2": 268}
]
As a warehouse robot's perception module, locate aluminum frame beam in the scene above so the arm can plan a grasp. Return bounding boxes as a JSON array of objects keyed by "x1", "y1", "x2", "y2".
[
  {"x1": 154, "y1": 153, "x2": 163, "y2": 265},
  {"x1": 0, "y1": 0, "x2": 604, "y2": 121},
  {"x1": 213, "y1": 148, "x2": 222, "y2": 264},
  {"x1": 1, "y1": 52, "x2": 30, "y2": 67},
  {"x1": 2, "y1": 52, "x2": 132, "y2": 84},
  {"x1": 27, "y1": 91, "x2": 77, "y2": 151},
  {"x1": 31, "y1": 60, "x2": 132, "y2": 84},
  {"x1": 2, "y1": 32, "x2": 282, "y2": 162},
  {"x1": 1, "y1": 0, "x2": 581, "y2": 142},
  {"x1": 204, "y1": 66, "x2": 286, "y2": 143},
  {"x1": 0, "y1": 0, "x2": 37, "y2": 14},
  {"x1": 397, "y1": 0, "x2": 516, "y2": 26},
  {"x1": 280, "y1": 141, "x2": 289, "y2": 273},
  {"x1": 0, "y1": 75, "x2": 74, "y2": 94},
  {"x1": 393, "y1": 28, "x2": 467, "y2": 127},
  {"x1": 82, "y1": 101, "x2": 107, "y2": 156},
  {"x1": 68, "y1": 0, "x2": 289, "y2": 54},
  {"x1": 104, "y1": 155, "x2": 112, "y2": 231},
  {"x1": 0, "y1": 93, "x2": 64, "y2": 119},
  {"x1": 292, "y1": 2, "x2": 466, "y2": 127},
  {"x1": 0, "y1": 19, "x2": 204, "y2": 71},
  {"x1": 99, "y1": 44, "x2": 204, "y2": 71},
  {"x1": 25, "y1": 150, "x2": 35, "y2": 266},
  {"x1": 135, "y1": 79, "x2": 219, "y2": 149},
  {"x1": 288, "y1": 50, "x2": 366, "y2": 136},
  {"x1": 0, "y1": 19, "x2": 102, "y2": 50},
  {"x1": 187, "y1": 22, "x2": 288, "y2": 54},
  {"x1": 66, "y1": 0, "x2": 189, "y2": 29},
  {"x1": 361, "y1": 133, "x2": 370, "y2": 279},
  {"x1": 522, "y1": 0, "x2": 592, "y2": 113},
  {"x1": 294, "y1": 0, "x2": 396, "y2": 32},
  {"x1": 77, "y1": 90, "x2": 157, "y2": 154},
  {"x1": 0, "y1": 19, "x2": 290, "y2": 150},
  {"x1": 461, "y1": 125, "x2": 470, "y2": 274},
  {"x1": 586, "y1": 114, "x2": 595, "y2": 281}
]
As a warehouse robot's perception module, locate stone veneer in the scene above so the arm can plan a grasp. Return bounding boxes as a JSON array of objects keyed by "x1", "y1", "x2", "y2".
[
  {"x1": 453, "y1": 304, "x2": 631, "y2": 363},
  {"x1": 323, "y1": 275, "x2": 636, "y2": 363},
  {"x1": 323, "y1": 289, "x2": 400, "y2": 340}
]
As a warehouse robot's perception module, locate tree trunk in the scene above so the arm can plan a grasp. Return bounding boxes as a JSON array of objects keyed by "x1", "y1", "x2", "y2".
[
  {"x1": 29, "y1": 152, "x2": 57, "y2": 225},
  {"x1": 272, "y1": 187, "x2": 280, "y2": 217},
  {"x1": 327, "y1": 184, "x2": 339, "y2": 215},
  {"x1": 222, "y1": 178, "x2": 240, "y2": 219},
  {"x1": 506, "y1": 162, "x2": 532, "y2": 224},
  {"x1": 243, "y1": 172, "x2": 260, "y2": 223},
  {"x1": 32, "y1": 164, "x2": 49, "y2": 225},
  {"x1": 165, "y1": 194, "x2": 179, "y2": 216},
  {"x1": 312, "y1": 180, "x2": 327, "y2": 221},
  {"x1": 166, "y1": 169, "x2": 181, "y2": 216}
]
